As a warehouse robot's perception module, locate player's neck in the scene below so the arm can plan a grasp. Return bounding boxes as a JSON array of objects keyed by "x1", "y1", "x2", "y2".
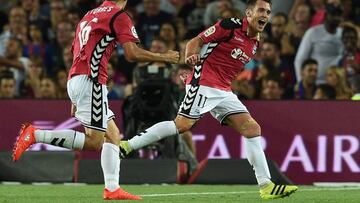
[{"x1": 247, "y1": 27, "x2": 258, "y2": 39}]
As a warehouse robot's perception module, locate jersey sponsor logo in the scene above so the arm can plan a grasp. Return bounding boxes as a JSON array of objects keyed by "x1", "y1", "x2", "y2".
[
  {"x1": 131, "y1": 26, "x2": 139, "y2": 39},
  {"x1": 234, "y1": 36, "x2": 244, "y2": 42},
  {"x1": 231, "y1": 48, "x2": 251, "y2": 64},
  {"x1": 204, "y1": 26, "x2": 216, "y2": 37}
]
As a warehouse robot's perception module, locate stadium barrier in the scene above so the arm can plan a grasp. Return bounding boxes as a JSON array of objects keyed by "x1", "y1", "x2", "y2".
[
  {"x1": 0, "y1": 152, "x2": 75, "y2": 183},
  {"x1": 0, "y1": 100, "x2": 359, "y2": 184},
  {"x1": 0, "y1": 150, "x2": 290, "y2": 185}
]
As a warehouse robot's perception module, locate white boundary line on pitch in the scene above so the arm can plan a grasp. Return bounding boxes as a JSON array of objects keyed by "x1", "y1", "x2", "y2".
[{"x1": 140, "y1": 187, "x2": 360, "y2": 197}]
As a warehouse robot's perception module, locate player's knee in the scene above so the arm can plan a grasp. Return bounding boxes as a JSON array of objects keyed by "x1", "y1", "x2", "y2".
[
  {"x1": 85, "y1": 133, "x2": 104, "y2": 151},
  {"x1": 240, "y1": 119, "x2": 261, "y2": 138},
  {"x1": 175, "y1": 121, "x2": 193, "y2": 134},
  {"x1": 105, "y1": 130, "x2": 121, "y2": 145}
]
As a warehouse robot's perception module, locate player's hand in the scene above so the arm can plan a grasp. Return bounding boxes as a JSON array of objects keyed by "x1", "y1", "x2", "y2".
[
  {"x1": 164, "y1": 50, "x2": 180, "y2": 64},
  {"x1": 185, "y1": 54, "x2": 201, "y2": 66},
  {"x1": 179, "y1": 71, "x2": 190, "y2": 84}
]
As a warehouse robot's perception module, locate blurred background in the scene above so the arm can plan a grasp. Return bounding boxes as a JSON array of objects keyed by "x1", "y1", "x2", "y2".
[{"x1": 0, "y1": 0, "x2": 359, "y2": 186}]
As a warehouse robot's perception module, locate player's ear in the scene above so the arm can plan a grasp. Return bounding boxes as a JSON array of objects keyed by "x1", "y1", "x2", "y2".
[{"x1": 245, "y1": 8, "x2": 251, "y2": 17}]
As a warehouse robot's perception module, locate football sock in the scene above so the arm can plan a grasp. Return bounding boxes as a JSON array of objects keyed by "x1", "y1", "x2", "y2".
[
  {"x1": 34, "y1": 130, "x2": 85, "y2": 150},
  {"x1": 244, "y1": 136, "x2": 272, "y2": 187},
  {"x1": 101, "y1": 143, "x2": 120, "y2": 192},
  {"x1": 128, "y1": 121, "x2": 178, "y2": 150}
]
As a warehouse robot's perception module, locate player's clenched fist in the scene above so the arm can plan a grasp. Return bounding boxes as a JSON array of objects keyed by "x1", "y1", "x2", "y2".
[
  {"x1": 185, "y1": 54, "x2": 201, "y2": 66},
  {"x1": 164, "y1": 50, "x2": 180, "y2": 64}
]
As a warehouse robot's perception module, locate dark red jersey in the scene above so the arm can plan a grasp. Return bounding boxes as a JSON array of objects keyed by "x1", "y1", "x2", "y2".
[
  {"x1": 186, "y1": 18, "x2": 259, "y2": 91},
  {"x1": 68, "y1": 1, "x2": 139, "y2": 84}
]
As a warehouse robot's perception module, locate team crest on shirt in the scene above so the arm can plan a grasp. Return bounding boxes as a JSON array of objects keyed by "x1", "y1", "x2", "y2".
[
  {"x1": 204, "y1": 26, "x2": 216, "y2": 37},
  {"x1": 131, "y1": 26, "x2": 139, "y2": 39}
]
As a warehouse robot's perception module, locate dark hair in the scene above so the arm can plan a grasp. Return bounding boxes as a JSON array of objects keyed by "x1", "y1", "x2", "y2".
[
  {"x1": 317, "y1": 84, "x2": 336, "y2": 100},
  {"x1": 301, "y1": 58, "x2": 318, "y2": 70},
  {"x1": 8, "y1": 36, "x2": 23, "y2": 48},
  {"x1": 262, "y1": 38, "x2": 281, "y2": 51},
  {"x1": 161, "y1": 21, "x2": 178, "y2": 36},
  {"x1": 0, "y1": 71, "x2": 15, "y2": 83},
  {"x1": 273, "y1": 12, "x2": 288, "y2": 24},
  {"x1": 247, "y1": 0, "x2": 272, "y2": 8},
  {"x1": 342, "y1": 26, "x2": 358, "y2": 39},
  {"x1": 264, "y1": 74, "x2": 285, "y2": 89}
]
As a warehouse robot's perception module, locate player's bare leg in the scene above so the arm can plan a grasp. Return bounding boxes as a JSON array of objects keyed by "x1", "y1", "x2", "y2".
[
  {"x1": 119, "y1": 115, "x2": 197, "y2": 157},
  {"x1": 224, "y1": 113, "x2": 298, "y2": 199}
]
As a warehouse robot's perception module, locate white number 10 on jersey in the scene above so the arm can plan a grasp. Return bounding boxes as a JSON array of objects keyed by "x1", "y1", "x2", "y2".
[{"x1": 78, "y1": 18, "x2": 98, "y2": 49}]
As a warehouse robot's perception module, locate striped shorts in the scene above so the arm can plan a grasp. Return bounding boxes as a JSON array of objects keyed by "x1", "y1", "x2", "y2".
[
  {"x1": 67, "y1": 75, "x2": 114, "y2": 132},
  {"x1": 178, "y1": 85, "x2": 248, "y2": 124}
]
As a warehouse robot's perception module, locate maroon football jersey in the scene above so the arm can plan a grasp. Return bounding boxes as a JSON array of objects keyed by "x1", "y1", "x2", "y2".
[
  {"x1": 68, "y1": 1, "x2": 139, "y2": 84},
  {"x1": 186, "y1": 18, "x2": 259, "y2": 91}
]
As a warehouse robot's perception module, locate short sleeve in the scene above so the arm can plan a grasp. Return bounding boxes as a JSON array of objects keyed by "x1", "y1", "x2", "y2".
[
  {"x1": 198, "y1": 20, "x2": 232, "y2": 44},
  {"x1": 113, "y1": 13, "x2": 140, "y2": 45}
]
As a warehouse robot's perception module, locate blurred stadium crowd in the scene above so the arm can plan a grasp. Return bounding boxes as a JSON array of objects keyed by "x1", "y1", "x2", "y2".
[{"x1": 0, "y1": 0, "x2": 360, "y2": 100}]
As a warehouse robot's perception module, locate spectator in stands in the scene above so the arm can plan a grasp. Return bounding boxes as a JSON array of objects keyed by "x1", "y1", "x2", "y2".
[
  {"x1": 287, "y1": 3, "x2": 311, "y2": 55},
  {"x1": 67, "y1": 7, "x2": 81, "y2": 28},
  {"x1": 0, "y1": 7, "x2": 27, "y2": 56},
  {"x1": 181, "y1": 0, "x2": 208, "y2": 39},
  {"x1": 0, "y1": 71, "x2": 16, "y2": 98},
  {"x1": 309, "y1": 0, "x2": 326, "y2": 27},
  {"x1": 259, "y1": 38, "x2": 295, "y2": 88},
  {"x1": 271, "y1": 0, "x2": 295, "y2": 16},
  {"x1": 49, "y1": 21, "x2": 73, "y2": 75},
  {"x1": 220, "y1": 8, "x2": 242, "y2": 19},
  {"x1": 136, "y1": 0, "x2": 173, "y2": 48},
  {"x1": 107, "y1": 63, "x2": 124, "y2": 99},
  {"x1": 295, "y1": 3, "x2": 344, "y2": 84},
  {"x1": 21, "y1": 0, "x2": 50, "y2": 42},
  {"x1": 56, "y1": 69, "x2": 68, "y2": 99},
  {"x1": 37, "y1": 77, "x2": 57, "y2": 99},
  {"x1": 203, "y1": 0, "x2": 245, "y2": 27},
  {"x1": 125, "y1": 37, "x2": 170, "y2": 97},
  {"x1": 62, "y1": 46, "x2": 73, "y2": 71},
  {"x1": 0, "y1": 37, "x2": 30, "y2": 96},
  {"x1": 271, "y1": 13, "x2": 288, "y2": 41},
  {"x1": 270, "y1": 13, "x2": 296, "y2": 59},
  {"x1": 253, "y1": 63, "x2": 277, "y2": 99},
  {"x1": 313, "y1": 84, "x2": 336, "y2": 100},
  {"x1": 24, "y1": 24, "x2": 51, "y2": 73},
  {"x1": 174, "y1": 18, "x2": 187, "y2": 42},
  {"x1": 21, "y1": 57, "x2": 44, "y2": 98},
  {"x1": 350, "y1": 75, "x2": 360, "y2": 100},
  {"x1": 159, "y1": 22, "x2": 179, "y2": 51},
  {"x1": 294, "y1": 59, "x2": 318, "y2": 99},
  {"x1": 261, "y1": 74, "x2": 285, "y2": 100},
  {"x1": 49, "y1": 0, "x2": 66, "y2": 32},
  {"x1": 325, "y1": 66, "x2": 352, "y2": 99},
  {"x1": 339, "y1": 26, "x2": 360, "y2": 79}
]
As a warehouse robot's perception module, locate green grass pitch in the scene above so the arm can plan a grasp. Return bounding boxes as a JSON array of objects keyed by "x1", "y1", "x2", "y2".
[{"x1": 0, "y1": 184, "x2": 360, "y2": 203}]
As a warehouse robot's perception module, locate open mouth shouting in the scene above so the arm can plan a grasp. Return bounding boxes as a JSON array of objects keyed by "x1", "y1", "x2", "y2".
[{"x1": 258, "y1": 19, "x2": 267, "y2": 29}]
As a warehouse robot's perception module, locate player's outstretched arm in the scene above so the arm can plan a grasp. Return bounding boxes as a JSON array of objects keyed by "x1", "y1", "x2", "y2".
[
  {"x1": 122, "y1": 41, "x2": 179, "y2": 64},
  {"x1": 185, "y1": 36, "x2": 204, "y2": 66}
]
